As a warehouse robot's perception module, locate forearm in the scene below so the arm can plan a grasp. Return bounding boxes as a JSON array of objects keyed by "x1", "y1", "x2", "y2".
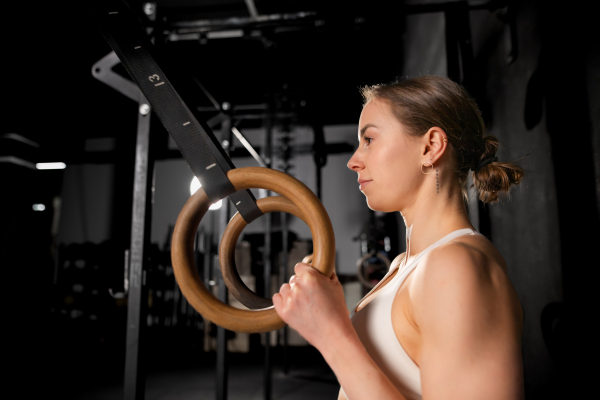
[
  {"x1": 272, "y1": 265, "x2": 406, "y2": 399},
  {"x1": 321, "y1": 328, "x2": 407, "y2": 400}
]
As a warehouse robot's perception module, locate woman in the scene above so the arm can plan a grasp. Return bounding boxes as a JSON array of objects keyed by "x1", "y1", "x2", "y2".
[{"x1": 272, "y1": 76, "x2": 525, "y2": 400}]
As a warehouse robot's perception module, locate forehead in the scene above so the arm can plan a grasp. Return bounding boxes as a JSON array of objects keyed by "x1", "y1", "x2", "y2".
[{"x1": 358, "y1": 99, "x2": 396, "y2": 137}]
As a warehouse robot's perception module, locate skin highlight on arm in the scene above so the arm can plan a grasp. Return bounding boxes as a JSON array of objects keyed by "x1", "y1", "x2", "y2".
[{"x1": 411, "y1": 242, "x2": 524, "y2": 400}]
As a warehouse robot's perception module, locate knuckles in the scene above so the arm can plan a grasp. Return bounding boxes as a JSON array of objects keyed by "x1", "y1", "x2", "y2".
[{"x1": 279, "y1": 283, "x2": 290, "y2": 294}]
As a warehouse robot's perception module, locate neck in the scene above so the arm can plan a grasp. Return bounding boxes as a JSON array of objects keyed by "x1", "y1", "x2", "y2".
[{"x1": 399, "y1": 173, "x2": 474, "y2": 258}]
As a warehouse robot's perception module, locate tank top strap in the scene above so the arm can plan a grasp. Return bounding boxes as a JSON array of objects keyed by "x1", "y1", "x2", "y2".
[
  {"x1": 400, "y1": 228, "x2": 481, "y2": 273},
  {"x1": 353, "y1": 228, "x2": 480, "y2": 315}
]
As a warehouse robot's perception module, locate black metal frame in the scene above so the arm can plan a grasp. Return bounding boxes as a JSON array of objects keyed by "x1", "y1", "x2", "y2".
[
  {"x1": 123, "y1": 97, "x2": 154, "y2": 400},
  {"x1": 160, "y1": 0, "x2": 509, "y2": 43},
  {"x1": 92, "y1": 50, "x2": 154, "y2": 400}
]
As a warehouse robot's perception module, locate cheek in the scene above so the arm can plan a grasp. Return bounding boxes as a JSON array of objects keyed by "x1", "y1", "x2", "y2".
[
  {"x1": 376, "y1": 144, "x2": 411, "y2": 183},
  {"x1": 363, "y1": 147, "x2": 407, "y2": 211}
]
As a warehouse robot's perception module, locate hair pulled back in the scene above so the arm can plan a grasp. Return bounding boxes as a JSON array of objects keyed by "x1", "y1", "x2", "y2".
[{"x1": 360, "y1": 75, "x2": 524, "y2": 204}]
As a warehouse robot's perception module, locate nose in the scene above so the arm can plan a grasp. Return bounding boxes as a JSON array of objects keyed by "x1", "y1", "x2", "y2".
[{"x1": 347, "y1": 148, "x2": 364, "y2": 171}]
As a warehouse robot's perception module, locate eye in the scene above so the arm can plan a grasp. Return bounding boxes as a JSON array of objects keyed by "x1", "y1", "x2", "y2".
[{"x1": 364, "y1": 136, "x2": 373, "y2": 146}]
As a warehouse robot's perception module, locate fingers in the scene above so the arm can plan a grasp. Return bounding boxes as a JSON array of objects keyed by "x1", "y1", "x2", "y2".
[
  {"x1": 274, "y1": 283, "x2": 291, "y2": 317},
  {"x1": 272, "y1": 292, "x2": 283, "y2": 310},
  {"x1": 294, "y1": 262, "x2": 317, "y2": 276},
  {"x1": 274, "y1": 280, "x2": 300, "y2": 319},
  {"x1": 279, "y1": 282, "x2": 292, "y2": 296},
  {"x1": 294, "y1": 262, "x2": 338, "y2": 282},
  {"x1": 302, "y1": 253, "x2": 313, "y2": 264}
]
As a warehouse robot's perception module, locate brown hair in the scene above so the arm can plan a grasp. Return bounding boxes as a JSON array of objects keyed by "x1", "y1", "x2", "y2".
[{"x1": 360, "y1": 76, "x2": 524, "y2": 204}]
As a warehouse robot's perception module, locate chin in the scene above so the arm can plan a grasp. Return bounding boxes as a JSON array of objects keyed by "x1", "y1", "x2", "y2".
[{"x1": 365, "y1": 196, "x2": 396, "y2": 213}]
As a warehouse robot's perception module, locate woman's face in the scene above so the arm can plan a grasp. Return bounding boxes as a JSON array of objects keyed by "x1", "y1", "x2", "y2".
[{"x1": 347, "y1": 99, "x2": 423, "y2": 212}]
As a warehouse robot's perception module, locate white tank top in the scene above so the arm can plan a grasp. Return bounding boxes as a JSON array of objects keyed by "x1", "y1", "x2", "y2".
[{"x1": 343, "y1": 228, "x2": 484, "y2": 400}]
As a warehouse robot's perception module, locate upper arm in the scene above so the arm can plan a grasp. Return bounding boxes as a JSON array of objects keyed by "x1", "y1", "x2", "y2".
[{"x1": 413, "y1": 244, "x2": 523, "y2": 400}]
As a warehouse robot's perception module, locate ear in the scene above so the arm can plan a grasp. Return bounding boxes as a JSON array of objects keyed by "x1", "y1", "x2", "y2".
[{"x1": 421, "y1": 127, "x2": 449, "y2": 165}]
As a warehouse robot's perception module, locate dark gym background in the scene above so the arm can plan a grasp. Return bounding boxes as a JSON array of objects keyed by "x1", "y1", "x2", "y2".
[{"x1": 2, "y1": 1, "x2": 598, "y2": 399}]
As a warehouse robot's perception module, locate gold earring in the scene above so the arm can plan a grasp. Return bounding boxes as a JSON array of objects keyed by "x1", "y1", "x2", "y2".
[{"x1": 421, "y1": 161, "x2": 433, "y2": 175}]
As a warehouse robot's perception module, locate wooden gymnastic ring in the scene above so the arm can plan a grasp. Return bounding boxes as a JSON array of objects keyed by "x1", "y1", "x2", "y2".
[
  {"x1": 171, "y1": 167, "x2": 335, "y2": 333},
  {"x1": 220, "y1": 196, "x2": 310, "y2": 309}
]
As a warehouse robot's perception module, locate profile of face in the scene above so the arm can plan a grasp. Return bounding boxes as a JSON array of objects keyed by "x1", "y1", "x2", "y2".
[{"x1": 347, "y1": 99, "x2": 425, "y2": 213}]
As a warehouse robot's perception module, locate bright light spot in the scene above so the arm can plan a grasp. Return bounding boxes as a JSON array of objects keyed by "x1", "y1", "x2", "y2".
[
  {"x1": 190, "y1": 177, "x2": 201, "y2": 195},
  {"x1": 36, "y1": 162, "x2": 66, "y2": 170},
  {"x1": 209, "y1": 200, "x2": 223, "y2": 210},
  {"x1": 190, "y1": 177, "x2": 222, "y2": 210},
  {"x1": 32, "y1": 204, "x2": 46, "y2": 211}
]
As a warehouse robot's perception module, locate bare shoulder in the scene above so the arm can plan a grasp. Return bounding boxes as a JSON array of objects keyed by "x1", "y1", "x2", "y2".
[
  {"x1": 415, "y1": 233, "x2": 506, "y2": 289},
  {"x1": 411, "y1": 234, "x2": 523, "y2": 331},
  {"x1": 412, "y1": 235, "x2": 524, "y2": 399}
]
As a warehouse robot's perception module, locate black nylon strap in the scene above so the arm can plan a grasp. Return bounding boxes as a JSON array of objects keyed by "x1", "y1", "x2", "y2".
[{"x1": 91, "y1": 1, "x2": 263, "y2": 223}]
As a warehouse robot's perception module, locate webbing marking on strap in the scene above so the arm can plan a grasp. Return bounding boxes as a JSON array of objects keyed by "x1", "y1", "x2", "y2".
[{"x1": 94, "y1": 1, "x2": 264, "y2": 223}]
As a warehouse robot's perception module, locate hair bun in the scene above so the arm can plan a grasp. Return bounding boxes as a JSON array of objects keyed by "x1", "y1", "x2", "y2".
[
  {"x1": 472, "y1": 156, "x2": 498, "y2": 171},
  {"x1": 472, "y1": 163, "x2": 525, "y2": 203}
]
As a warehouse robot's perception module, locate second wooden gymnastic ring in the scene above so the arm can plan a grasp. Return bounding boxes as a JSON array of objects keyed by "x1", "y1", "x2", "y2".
[
  {"x1": 356, "y1": 250, "x2": 391, "y2": 289},
  {"x1": 220, "y1": 196, "x2": 310, "y2": 309},
  {"x1": 171, "y1": 167, "x2": 335, "y2": 333}
]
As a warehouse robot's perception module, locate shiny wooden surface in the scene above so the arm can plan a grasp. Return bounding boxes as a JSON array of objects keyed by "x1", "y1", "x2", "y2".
[
  {"x1": 220, "y1": 196, "x2": 311, "y2": 309},
  {"x1": 171, "y1": 167, "x2": 335, "y2": 333}
]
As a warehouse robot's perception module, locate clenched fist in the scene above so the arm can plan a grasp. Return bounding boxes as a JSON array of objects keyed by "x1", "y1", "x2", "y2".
[{"x1": 272, "y1": 262, "x2": 354, "y2": 352}]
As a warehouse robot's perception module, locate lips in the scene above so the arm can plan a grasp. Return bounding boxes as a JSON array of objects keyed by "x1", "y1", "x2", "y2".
[{"x1": 358, "y1": 179, "x2": 372, "y2": 190}]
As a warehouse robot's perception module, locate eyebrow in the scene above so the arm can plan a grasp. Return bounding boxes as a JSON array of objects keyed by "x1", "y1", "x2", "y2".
[{"x1": 359, "y1": 123, "x2": 378, "y2": 140}]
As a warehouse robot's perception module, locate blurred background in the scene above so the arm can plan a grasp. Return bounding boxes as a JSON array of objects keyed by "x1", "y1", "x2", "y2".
[{"x1": 2, "y1": 0, "x2": 598, "y2": 399}]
